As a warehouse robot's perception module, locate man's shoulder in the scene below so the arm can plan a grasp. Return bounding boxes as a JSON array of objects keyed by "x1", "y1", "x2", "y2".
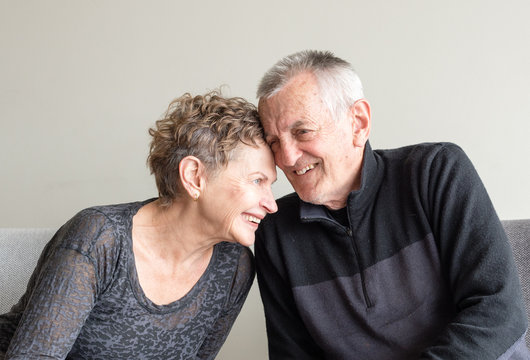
[
  {"x1": 375, "y1": 142, "x2": 467, "y2": 169},
  {"x1": 375, "y1": 142, "x2": 462, "y2": 158}
]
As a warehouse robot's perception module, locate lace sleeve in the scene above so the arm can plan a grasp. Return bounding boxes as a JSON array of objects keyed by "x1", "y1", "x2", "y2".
[
  {"x1": 195, "y1": 247, "x2": 255, "y2": 360},
  {"x1": 5, "y1": 211, "x2": 106, "y2": 359}
]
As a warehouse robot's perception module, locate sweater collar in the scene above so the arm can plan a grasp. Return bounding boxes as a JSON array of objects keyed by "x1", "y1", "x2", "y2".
[{"x1": 299, "y1": 141, "x2": 383, "y2": 222}]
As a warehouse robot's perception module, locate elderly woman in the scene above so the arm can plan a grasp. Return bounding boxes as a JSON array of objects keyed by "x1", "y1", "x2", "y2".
[{"x1": 0, "y1": 91, "x2": 277, "y2": 359}]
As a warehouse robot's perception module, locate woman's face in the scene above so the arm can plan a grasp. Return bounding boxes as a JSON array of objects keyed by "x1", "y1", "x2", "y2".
[{"x1": 201, "y1": 141, "x2": 278, "y2": 246}]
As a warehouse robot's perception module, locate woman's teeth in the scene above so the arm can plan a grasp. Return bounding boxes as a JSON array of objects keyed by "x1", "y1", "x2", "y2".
[
  {"x1": 296, "y1": 164, "x2": 315, "y2": 175},
  {"x1": 245, "y1": 215, "x2": 261, "y2": 224}
]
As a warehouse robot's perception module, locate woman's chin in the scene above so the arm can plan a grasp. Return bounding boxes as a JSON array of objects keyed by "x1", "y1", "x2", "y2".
[{"x1": 234, "y1": 234, "x2": 256, "y2": 247}]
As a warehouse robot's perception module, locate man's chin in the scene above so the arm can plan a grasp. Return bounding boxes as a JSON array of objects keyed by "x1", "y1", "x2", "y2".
[
  {"x1": 296, "y1": 189, "x2": 346, "y2": 209},
  {"x1": 296, "y1": 189, "x2": 322, "y2": 205}
]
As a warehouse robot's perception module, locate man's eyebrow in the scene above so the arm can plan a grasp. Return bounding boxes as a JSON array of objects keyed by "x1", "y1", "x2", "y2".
[
  {"x1": 265, "y1": 120, "x2": 307, "y2": 138},
  {"x1": 289, "y1": 120, "x2": 306, "y2": 129}
]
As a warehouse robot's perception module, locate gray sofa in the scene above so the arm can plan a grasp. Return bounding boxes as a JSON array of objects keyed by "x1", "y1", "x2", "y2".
[{"x1": 1, "y1": 220, "x2": 529, "y2": 352}]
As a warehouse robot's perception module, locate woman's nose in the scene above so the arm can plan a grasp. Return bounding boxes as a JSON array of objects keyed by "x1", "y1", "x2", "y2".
[{"x1": 261, "y1": 187, "x2": 278, "y2": 214}]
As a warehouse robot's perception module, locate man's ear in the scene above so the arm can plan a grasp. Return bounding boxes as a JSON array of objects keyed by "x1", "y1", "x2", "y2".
[
  {"x1": 350, "y1": 99, "x2": 371, "y2": 148},
  {"x1": 179, "y1": 156, "x2": 205, "y2": 200}
]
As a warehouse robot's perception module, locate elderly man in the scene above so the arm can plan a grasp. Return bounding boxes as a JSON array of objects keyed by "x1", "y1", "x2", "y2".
[{"x1": 254, "y1": 50, "x2": 529, "y2": 359}]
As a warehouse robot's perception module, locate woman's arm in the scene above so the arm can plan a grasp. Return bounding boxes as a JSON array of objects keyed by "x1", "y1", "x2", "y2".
[{"x1": 5, "y1": 210, "x2": 109, "y2": 359}]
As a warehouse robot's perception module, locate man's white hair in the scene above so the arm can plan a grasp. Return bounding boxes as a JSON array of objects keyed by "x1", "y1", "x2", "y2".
[{"x1": 257, "y1": 50, "x2": 364, "y2": 119}]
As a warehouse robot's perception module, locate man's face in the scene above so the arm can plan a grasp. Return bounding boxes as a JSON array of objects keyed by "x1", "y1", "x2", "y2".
[{"x1": 258, "y1": 72, "x2": 366, "y2": 209}]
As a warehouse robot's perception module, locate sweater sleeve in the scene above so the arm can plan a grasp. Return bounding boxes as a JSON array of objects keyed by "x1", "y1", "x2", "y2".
[
  {"x1": 418, "y1": 144, "x2": 528, "y2": 359},
  {"x1": 255, "y1": 227, "x2": 325, "y2": 360},
  {"x1": 195, "y1": 247, "x2": 255, "y2": 360},
  {"x1": 5, "y1": 210, "x2": 113, "y2": 359}
]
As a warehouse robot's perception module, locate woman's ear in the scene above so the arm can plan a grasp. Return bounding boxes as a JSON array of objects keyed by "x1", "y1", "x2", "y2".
[
  {"x1": 179, "y1": 156, "x2": 205, "y2": 200},
  {"x1": 350, "y1": 99, "x2": 371, "y2": 148}
]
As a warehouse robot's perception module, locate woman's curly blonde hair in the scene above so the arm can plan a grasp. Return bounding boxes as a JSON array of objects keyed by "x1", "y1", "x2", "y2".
[{"x1": 147, "y1": 90, "x2": 264, "y2": 207}]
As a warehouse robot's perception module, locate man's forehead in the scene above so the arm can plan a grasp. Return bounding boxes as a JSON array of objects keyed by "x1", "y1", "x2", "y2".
[
  {"x1": 259, "y1": 73, "x2": 318, "y2": 107},
  {"x1": 259, "y1": 95, "x2": 311, "y2": 121}
]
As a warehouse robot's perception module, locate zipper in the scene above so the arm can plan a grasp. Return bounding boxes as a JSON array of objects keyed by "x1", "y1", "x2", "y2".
[{"x1": 344, "y1": 227, "x2": 373, "y2": 308}]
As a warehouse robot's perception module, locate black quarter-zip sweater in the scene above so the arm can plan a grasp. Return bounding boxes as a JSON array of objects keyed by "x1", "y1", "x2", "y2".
[{"x1": 255, "y1": 142, "x2": 529, "y2": 360}]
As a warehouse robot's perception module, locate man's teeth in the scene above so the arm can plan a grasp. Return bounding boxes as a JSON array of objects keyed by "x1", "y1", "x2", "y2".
[
  {"x1": 296, "y1": 164, "x2": 315, "y2": 175},
  {"x1": 245, "y1": 215, "x2": 261, "y2": 224}
]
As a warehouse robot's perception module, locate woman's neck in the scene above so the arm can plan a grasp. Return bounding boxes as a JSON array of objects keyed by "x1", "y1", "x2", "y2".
[
  {"x1": 131, "y1": 198, "x2": 216, "y2": 305},
  {"x1": 132, "y1": 198, "x2": 216, "y2": 266}
]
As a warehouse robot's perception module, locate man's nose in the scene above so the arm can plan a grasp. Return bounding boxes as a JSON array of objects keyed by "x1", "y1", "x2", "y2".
[{"x1": 277, "y1": 141, "x2": 301, "y2": 168}]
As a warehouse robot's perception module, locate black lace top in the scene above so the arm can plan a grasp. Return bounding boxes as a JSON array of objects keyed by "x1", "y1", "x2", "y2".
[{"x1": 0, "y1": 199, "x2": 255, "y2": 359}]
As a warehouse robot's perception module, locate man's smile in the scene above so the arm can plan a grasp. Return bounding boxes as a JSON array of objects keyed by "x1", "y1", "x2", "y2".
[{"x1": 295, "y1": 164, "x2": 316, "y2": 175}]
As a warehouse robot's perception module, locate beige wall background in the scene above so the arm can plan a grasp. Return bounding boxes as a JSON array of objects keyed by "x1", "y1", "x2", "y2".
[{"x1": 1, "y1": 0, "x2": 529, "y2": 358}]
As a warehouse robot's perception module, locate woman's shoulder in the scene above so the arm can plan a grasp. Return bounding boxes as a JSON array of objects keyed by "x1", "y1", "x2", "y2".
[
  {"x1": 55, "y1": 200, "x2": 147, "y2": 254},
  {"x1": 213, "y1": 243, "x2": 255, "y2": 284},
  {"x1": 215, "y1": 242, "x2": 254, "y2": 267},
  {"x1": 214, "y1": 243, "x2": 255, "y2": 299}
]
